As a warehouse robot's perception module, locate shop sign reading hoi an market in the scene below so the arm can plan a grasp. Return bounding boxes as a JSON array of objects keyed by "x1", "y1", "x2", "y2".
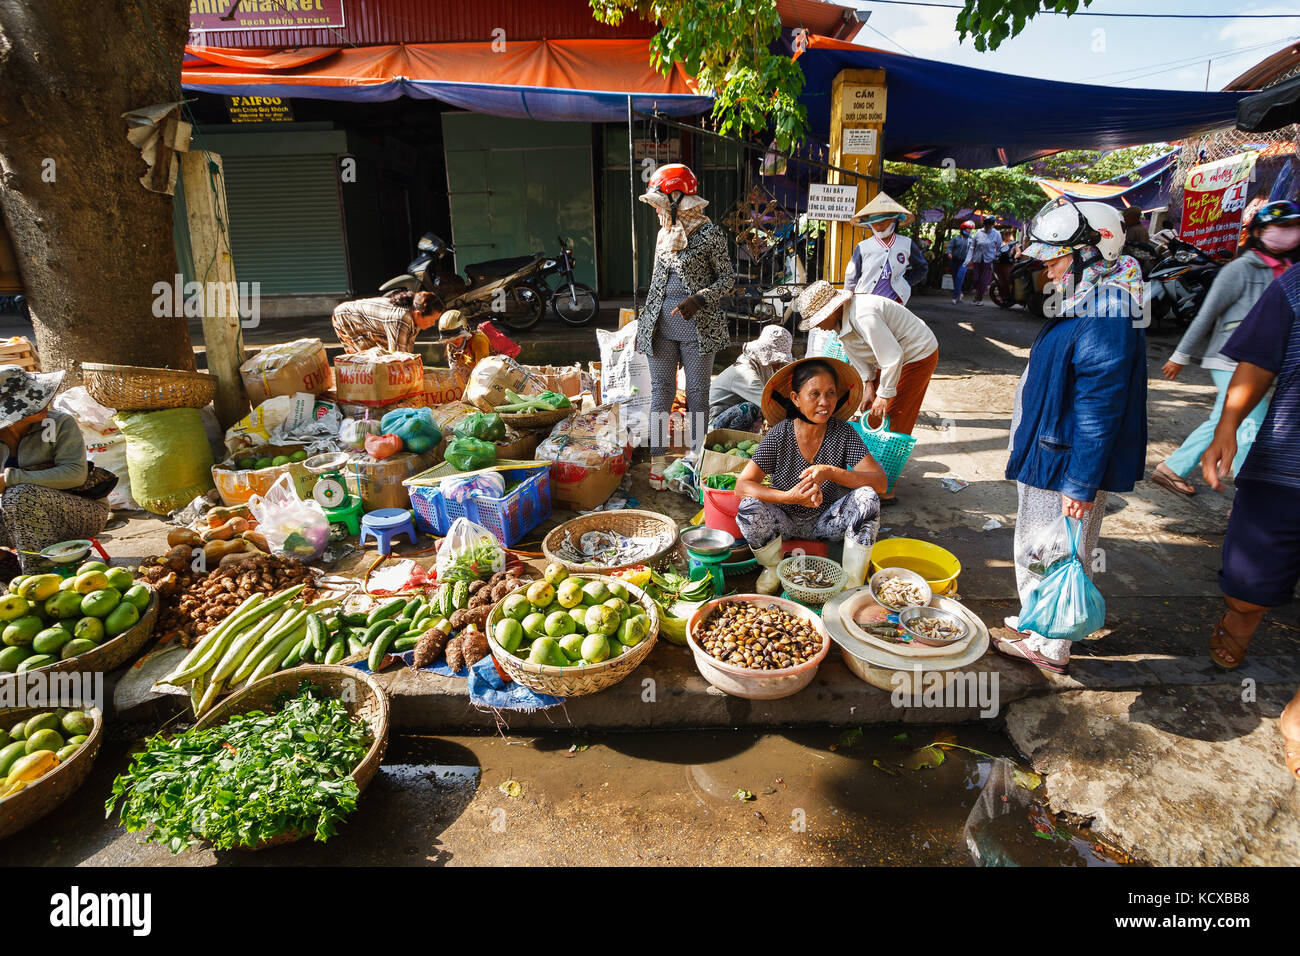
[{"x1": 190, "y1": 0, "x2": 345, "y2": 33}]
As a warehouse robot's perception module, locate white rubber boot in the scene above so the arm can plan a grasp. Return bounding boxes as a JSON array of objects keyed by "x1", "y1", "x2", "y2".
[
  {"x1": 842, "y1": 537, "x2": 871, "y2": 589},
  {"x1": 754, "y1": 538, "x2": 784, "y2": 595}
]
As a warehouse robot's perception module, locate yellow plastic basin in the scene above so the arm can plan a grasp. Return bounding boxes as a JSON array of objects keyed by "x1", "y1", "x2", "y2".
[{"x1": 868, "y1": 537, "x2": 962, "y2": 595}]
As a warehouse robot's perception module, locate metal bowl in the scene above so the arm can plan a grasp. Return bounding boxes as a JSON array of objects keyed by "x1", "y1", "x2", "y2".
[
  {"x1": 680, "y1": 526, "x2": 735, "y2": 557},
  {"x1": 897, "y1": 605, "x2": 969, "y2": 647},
  {"x1": 869, "y1": 567, "x2": 933, "y2": 611}
]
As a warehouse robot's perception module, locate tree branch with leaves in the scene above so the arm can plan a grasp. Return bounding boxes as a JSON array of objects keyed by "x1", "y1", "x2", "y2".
[
  {"x1": 590, "y1": 0, "x2": 808, "y2": 149},
  {"x1": 955, "y1": 0, "x2": 1094, "y2": 52}
]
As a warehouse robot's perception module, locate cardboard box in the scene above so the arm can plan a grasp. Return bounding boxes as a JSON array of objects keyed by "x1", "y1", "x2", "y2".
[
  {"x1": 546, "y1": 448, "x2": 630, "y2": 511},
  {"x1": 618, "y1": 307, "x2": 635, "y2": 329},
  {"x1": 494, "y1": 428, "x2": 543, "y2": 461},
  {"x1": 241, "y1": 338, "x2": 332, "y2": 405},
  {"x1": 343, "y1": 449, "x2": 438, "y2": 511},
  {"x1": 212, "y1": 443, "x2": 316, "y2": 506},
  {"x1": 423, "y1": 366, "x2": 464, "y2": 405},
  {"x1": 334, "y1": 348, "x2": 424, "y2": 406},
  {"x1": 697, "y1": 428, "x2": 762, "y2": 479},
  {"x1": 524, "y1": 363, "x2": 583, "y2": 399}
]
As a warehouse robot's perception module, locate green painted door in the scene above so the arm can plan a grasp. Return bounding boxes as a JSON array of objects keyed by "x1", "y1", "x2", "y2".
[{"x1": 442, "y1": 115, "x2": 596, "y2": 290}]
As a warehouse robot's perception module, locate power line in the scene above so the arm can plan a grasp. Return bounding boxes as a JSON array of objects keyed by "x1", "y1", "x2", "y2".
[
  {"x1": 863, "y1": 21, "x2": 917, "y2": 56},
  {"x1": 1082, "y1": 36, "x2": 1299, "y2": 85},
  {"x1": 863, "y1": 0, "x2": 1300, "y2": 18}
]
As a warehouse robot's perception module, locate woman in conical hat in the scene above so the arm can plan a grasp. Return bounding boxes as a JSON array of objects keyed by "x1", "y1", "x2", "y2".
[{"x1": 842, "y1": 190, "x2": 930, "y2": 306}]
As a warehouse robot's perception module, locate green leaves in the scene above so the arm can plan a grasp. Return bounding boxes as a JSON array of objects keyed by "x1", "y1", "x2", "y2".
[
  {"x1": 591, "y1": 0, "x2": 808, "y2": 150},
  {"x1": 955, "y1": 0, "x2": 1095, "y2": 51},
  {"x1": 106, "y1": 690, "x2": 370, "y2": 852}
]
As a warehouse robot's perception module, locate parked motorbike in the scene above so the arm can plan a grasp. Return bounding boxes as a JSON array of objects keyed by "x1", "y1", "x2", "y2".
[
  {"x1": 533, "y1": 236, "x2": 599, "y2": 327},
  {"x1": 1146, "y1": 232, "x2": 1225, "y2": 331},
  {"x1": 989, "y1": 256, "x2": 1048, "y2": 316},
  {"x1": 379, "y1": 232, "x2": 546, "y2": 332}
]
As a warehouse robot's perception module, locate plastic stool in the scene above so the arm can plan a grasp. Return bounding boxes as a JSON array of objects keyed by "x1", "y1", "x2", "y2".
[
  {"x1": 783, "y1": 539, "x2": 828, "y2": 558},
  {"x1": 359, "y1": 508, "x2": 417, "y2": 556}
]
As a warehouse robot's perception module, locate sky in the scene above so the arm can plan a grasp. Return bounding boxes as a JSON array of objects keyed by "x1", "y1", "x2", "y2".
[{"x1": 847, "y1": 0, "x2": 1300, "y2": 91}]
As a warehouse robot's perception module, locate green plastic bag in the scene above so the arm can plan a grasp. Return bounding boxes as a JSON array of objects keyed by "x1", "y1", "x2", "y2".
[
  {"x1": 115, "y1": 408, "x2": 215, "y2": 515},
  {"x1": 444, "y1": 437, "x2": 496, "y2": 472},
  {"x1": 452, "y1": 411, "x2": 505, "y2": 443}
]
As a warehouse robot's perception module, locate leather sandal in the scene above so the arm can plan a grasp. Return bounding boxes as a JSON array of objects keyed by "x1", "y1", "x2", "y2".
[
  {"x1": 1151, "y1": 465, "x2": 1196, "y2": 497},
  {"x1": 1209, "y1": 612, "x2": 1253, "y2": 669},
  {"x1": 1283, "y1": 705, "x2": 1300, "y2": 780}
]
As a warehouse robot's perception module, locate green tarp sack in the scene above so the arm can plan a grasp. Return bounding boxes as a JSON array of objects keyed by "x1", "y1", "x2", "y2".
[{"x1": 115, "y1": 408, "x2": 215, "y2": 515}]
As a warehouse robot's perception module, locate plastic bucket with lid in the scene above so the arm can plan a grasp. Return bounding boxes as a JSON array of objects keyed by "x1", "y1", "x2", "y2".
[{"x1": 868, "y1": 537, "x2": 961, "y2": 594}]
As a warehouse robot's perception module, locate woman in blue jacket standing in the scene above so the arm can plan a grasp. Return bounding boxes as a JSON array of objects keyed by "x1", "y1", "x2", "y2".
[{"x1": 996, "y1": 198, "x2": 1148, "y2": 674}]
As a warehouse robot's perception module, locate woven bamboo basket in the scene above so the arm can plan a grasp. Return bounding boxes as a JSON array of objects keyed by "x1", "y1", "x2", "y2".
[
  {"x1": 0, "y1": 705, "x2": 103, "y2": 841},
  {"x1": 0, "y1": 590, "x2": 158, "y2": 694},
  {"x1": 192, "y1": 664, "x2": 389, "y2": 850},
  {"x1": 498, "y1": 406, "x2": 575, "y2": 429},
  {"x1": 81, "y1": 362, "x2": 216, "y2": 411},
  {"x1": 485, "y1": 574, "x2": 659, "y2": 697},
  {"x1": 542, "y1": 510, "x2": 680, "y2": 574}
]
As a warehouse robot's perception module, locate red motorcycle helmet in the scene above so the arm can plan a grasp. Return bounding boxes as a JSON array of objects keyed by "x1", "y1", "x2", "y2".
[{"x1": 649, "y1": 163, "x2": 698, "y2": 197}]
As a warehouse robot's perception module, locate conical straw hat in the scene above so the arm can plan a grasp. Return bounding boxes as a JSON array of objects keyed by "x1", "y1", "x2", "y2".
[{"x1": 850, "y1": 190, "x2": 913, "y2": 227}]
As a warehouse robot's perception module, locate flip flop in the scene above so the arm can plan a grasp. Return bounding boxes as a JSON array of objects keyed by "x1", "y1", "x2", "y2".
[
  {"x1": 992, "y1": 635, "x2": 1069, "y2": 675},
  {"x1": 1209, "y1": 612, "x2": 1252, "y2": 669},
  {"x1": 879, "y1": 494, "x2": 900, "y2": 507},
  {"x1": 1151, "y1": 467, "x2": 1196, "y2": 497}
]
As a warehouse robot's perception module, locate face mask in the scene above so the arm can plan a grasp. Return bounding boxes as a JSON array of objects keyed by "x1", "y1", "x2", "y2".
[
  {"x1": 870, "y1": 219, "x2": 896, "y2": 237},
  {"x1": 1260, "y1": 224, "x2": 1300, "y2": 253}
]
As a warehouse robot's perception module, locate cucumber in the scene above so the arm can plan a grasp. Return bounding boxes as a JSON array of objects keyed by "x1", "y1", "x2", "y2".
[
  {"x1": 366, "y1": 598, "x2": 405, "y2": 626},
  {"x1": 307, "y1": 613, "x2": 328, "y2": 653},
  {"x1": 341, "y1": 610, "x2": 369, "y2": 626},
  {"x1": 301, "y1": 641, "x2": 318, "y2": 664},
  {"x1": 324, "y1": 637, "x2": 347, "y2": 665},
  {"x1": 394, "y1": 635, "x2": 419, "y2": 652},
  {"x1": 347, "y1": 636, "x2": 365, "y2": 656},
  {"x1": 362, "y1": 618, "x2": 398, "y2": 646},
  {"x1": 282, "y1": 634, "x2": 312, "y2": 669},
  {"x1": 399, "y1": 597, "x2": 423, "y2": 621},
  {"x1": 368, "y1": 629, "x2": 398, "y2": 671}
]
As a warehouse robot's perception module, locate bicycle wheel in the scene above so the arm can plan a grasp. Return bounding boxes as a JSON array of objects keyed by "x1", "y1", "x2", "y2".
[{"x1": 550, "y1": 283, "x2": 599, "y2": 326}]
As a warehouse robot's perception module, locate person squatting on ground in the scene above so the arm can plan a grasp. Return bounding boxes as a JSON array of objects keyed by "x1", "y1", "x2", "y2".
[
  {"x1": 635, "y1": 164, "x2": 736, "y2": 489},
  {"x1": 707, "y1": 325, "x2": 794, "y2": 434},
  {"x1": 734, "y1": 357, "x2": 887, "y2": 595},
  {"x1": 995, "y1": 198, "x2": 1148, "y2": 675}
]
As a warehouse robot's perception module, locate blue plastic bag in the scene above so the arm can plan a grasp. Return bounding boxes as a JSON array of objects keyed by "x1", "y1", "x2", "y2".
[
  {"x1": 379, "y1": 407, "x2": 442, "y2": 455},
  {"x1": 1018, "y1": 516, "x2": 1106, "y2": 641}
]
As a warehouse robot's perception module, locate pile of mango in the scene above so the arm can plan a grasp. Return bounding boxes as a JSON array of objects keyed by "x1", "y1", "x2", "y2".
[
  {"x1": 0, "y1": 709, "x2": 94, "y2": 798},
  {"x1": 232, "y1": 450, "x2": 308, "y2": 471},
  {"x1": 708, "y1": 438, "x2": 760, "y2": 459},
  {"x1": 0, "y1": 563, "x2": 150, "y2": 674}
]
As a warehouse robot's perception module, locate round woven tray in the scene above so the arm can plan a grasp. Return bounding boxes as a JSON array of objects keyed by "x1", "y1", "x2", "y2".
[
  {"x1": 82, "y1": 362, "x2": 217, "y2": 411},
  {"x1": 0, "y1": 705, "x2": 103, "y2": 841},
  {"x1": 0, "y1": 590, "x2": 158, "y2": 693},
  {"x1": 498, "y1": 406, "x2": 575, "y2": 428},
  {"x1": 542, "y1": 510, "x2": 680, "y2": 574},
  {"x1": 193, "y1": 664, "x2": 389, "y2": 850},
  {"x1": 485, "y1": 574, "x2": 660, "y2": 697}
]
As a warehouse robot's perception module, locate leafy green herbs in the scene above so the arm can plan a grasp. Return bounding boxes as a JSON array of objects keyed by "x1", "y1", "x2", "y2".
[{"x1": 106, "y1": 688, "x2": 371, "y2": 852}]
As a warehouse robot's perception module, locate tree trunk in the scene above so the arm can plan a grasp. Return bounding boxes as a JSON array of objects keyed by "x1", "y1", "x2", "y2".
[{"x1": 0, "y1": 0, "x2": 196, "y2": 379}]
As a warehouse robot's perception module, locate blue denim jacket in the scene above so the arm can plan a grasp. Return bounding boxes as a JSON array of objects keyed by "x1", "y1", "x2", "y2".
[{"x1": 1006, "y1": 288, "x2": 1148, "y2": 501}]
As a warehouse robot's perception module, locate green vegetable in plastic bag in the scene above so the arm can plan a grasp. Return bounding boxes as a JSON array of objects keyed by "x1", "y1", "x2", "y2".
[
  {"x1": 444, "y1": 437, "x2": 497, "y2": 471},
  {"x1": 452, "y1": 411, "x2": 506, "y2": 443},
  {"x1": 537, "y1": 390, "x2": 571, "y2": 409}
]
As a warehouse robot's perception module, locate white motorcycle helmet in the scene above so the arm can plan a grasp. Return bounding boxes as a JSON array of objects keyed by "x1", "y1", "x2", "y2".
[{"x1": 1024, "y1": 197, "x2": 1125, "y2": 264}]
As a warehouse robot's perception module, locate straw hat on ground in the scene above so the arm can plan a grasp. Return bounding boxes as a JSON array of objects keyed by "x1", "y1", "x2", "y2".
[
  {"x1": 761, "y1": 356, "x2": 863, "y2": 427},
  {"x1": 795, "y1": 279, "x2": 853, "y2": 332},
  {"x1": 849, "y1": 190, "x2": 914, "y2": 227}
]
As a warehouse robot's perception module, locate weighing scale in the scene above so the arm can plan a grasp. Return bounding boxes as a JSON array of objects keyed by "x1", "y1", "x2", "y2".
[
  {"x1": 304, "y1": 452, "x2": 364, "y2": 541},
  {"x1": 680, "y1": 526, "x2": 734, "y2": 597}
]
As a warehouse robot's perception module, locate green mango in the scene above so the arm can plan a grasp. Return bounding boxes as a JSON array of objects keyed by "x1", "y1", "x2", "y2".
[
  {"x1": 16, "y1": 654, "x2": 55, "y2": 672},
  {"x1": 60, "y1": 639, "x2": 99, "y2": 659},
  {"x1": 121, "y1": 584, "x2": 152, "y2": 612},
  {"x1": 73, "y1": 616, "x2": 105, "y2": 644},
  {"x1": 79, "y1": 587, "x2": 121, "y2": 619},
  {"x1": 75, "y1": 560, "x2": 108, "y2": 576},
  {"x1": 527, "y1": 637, "x2": 567, "y2": 668},
  {"x1": 558, "y1": 633, "x2": 585, "y2": 662},
  {"x1": 104, "y1": 567, "x2": 134, "y2": 591},
  {"x1": 31, "y1": 628, "x2": 71, "y2": 656},
  {"x1": 2, "y1": 616, "x2": 42, "y2": 647},
  {"x1": 103, "y1": 601, "x2": 140, "y2": 638},
  {"x1": 44, "y1": 590, "x2": 84, "y2": 620},
  {"x1": 0, "y1": 646, "x2": 25, "y2": 672},
  {"x1": 0, "y1": 740, "x2": 27, "y2": 776}
]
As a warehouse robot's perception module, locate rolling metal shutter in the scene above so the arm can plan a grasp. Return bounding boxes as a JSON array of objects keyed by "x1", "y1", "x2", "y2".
[{"x1": 222, "y1": 154, "x2": 349, "y2": 295}]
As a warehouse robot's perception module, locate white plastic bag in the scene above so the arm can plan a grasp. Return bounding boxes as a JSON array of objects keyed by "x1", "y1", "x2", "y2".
[
  {"x1": 597, "y1": 322, "x2": 652, "y2": 445},
  {"x1": 435, "y1": 516, "x2": 505, "y2": 582},
  {"x1": 1015, "y1": 514, "x2": 1077, "y2": 579},
  {"x1": 248, "y1": 473, "x2": 330, "y2": 562},
  {"x1": 52, "y1": 386, "x2": 138, "y2": 510}
]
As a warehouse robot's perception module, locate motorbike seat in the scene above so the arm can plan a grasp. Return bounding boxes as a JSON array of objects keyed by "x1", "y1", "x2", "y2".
[{"x1": 465, "y1": 254, "x2": 542, "y2": 283}]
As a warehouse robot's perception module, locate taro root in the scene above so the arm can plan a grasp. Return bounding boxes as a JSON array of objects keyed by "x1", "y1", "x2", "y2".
[{"x1": 460, "y1": 628, "x2": 489, "y2": 666}]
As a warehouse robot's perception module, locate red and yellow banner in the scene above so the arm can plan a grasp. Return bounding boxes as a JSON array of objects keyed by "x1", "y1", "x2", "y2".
[
  {"x1": 1179, "y1": 151, "x2": 1258, "y2": 255},
  {"x1": 189, "y1": 0, "x2": 345, "y2": 34}
]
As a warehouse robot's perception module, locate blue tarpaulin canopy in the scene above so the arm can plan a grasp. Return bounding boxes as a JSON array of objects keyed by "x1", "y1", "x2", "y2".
[{"x1": 794, "y1": 37, "x2": 1252, "y2": 168}]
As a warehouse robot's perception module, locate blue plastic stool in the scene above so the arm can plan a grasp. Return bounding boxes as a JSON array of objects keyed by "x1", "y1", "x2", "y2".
[{"x1": 359, "y1": 508, "x2": 418, "y2": 556}]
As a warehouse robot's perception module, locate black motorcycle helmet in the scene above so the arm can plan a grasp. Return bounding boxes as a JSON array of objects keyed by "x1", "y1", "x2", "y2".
[{"x1": 1251, "y1": 200, "x2": 1300, "y2": 230}]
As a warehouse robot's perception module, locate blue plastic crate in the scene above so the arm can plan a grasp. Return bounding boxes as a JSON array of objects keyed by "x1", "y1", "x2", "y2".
[{"x1": 408, "y1": 463, "x2": 551, "y2": 547}]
